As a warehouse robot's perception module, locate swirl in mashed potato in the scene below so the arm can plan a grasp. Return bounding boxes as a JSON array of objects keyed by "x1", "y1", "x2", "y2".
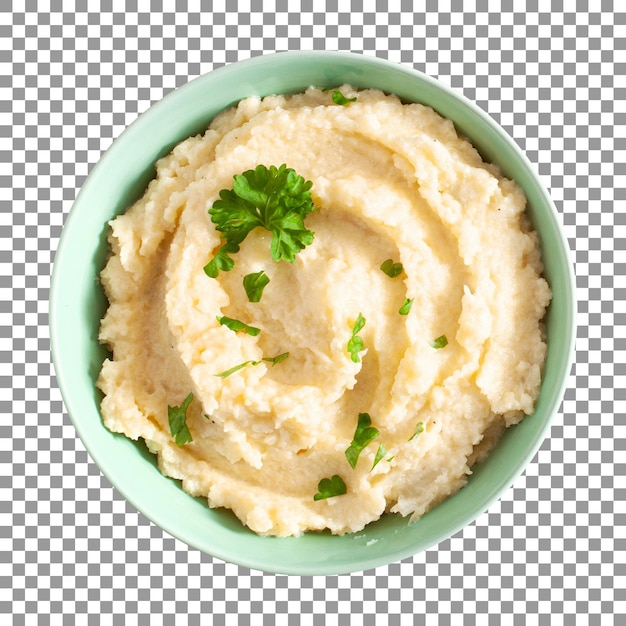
[{"x1": 97, "y1": 87, "x2": 551, "y2": 537}]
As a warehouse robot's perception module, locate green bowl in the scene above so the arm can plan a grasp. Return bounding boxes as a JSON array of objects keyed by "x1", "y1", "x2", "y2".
[{"x1": 50, "y1": 51, "x2": 575, "y2": 575}]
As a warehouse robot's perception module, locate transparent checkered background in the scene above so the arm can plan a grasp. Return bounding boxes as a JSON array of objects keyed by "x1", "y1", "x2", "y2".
[{"x1": 2, "y1": 1, "x2": 624, "y2": 622}]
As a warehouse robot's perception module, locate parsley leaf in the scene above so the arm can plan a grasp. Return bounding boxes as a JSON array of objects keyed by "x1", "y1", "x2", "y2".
[
  {"x1": 345, "y1": 412, "x2": 380, "y2": 469},
  {"x1": 313, "y1": 475, "x2": 347, "y2": 501},
  {"x1": 216, "y1": 315, "x2": 261, "y2": 337},
  {"x1": 243, "y1": 270, "x2": 270, "y2": 302},
  {"x1": 261, "y1": 352, "x2": 290, "y2": 366},
  {"x1": 371, "y1": 443, "x2": 387, "y2": 471},
  {"x1": 347, "y1": 313, "x2": 366, "y2": 363},
  {"x1": 399, "y1": 298, "x2": 414, "y2": 315},
  {"x1": 204, "y1": 164, "x2": 317, "y2": 277},
  {"x1": 203, "y1": 240, "x2": 239, "y2": 278},
  {"x1": 330, "y1": 90, "x2": 357, "y2": 106},
  {"x1": 380, "y1": 258, "x2": 403, "y2": 278},
  {"x1": 215, "y1": 361, "x2": 252, "y2": 378},
  {"x1": 215, "y1": 352, "x2": 289, "y2": 378},
  {"x1": 168, "y1": 392, "x2": 194, "y2": 446},
  {"x1": 409, "y1": 421, "x2": 424, "y2": 441},
  {"x1": 431, "y1": 335, "x2": 448, "y2": 349}
]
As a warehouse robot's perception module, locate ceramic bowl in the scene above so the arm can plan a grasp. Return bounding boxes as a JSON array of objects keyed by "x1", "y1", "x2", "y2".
[{"x1": 50, "y1": 51, "x2": 575, "y2": 575}]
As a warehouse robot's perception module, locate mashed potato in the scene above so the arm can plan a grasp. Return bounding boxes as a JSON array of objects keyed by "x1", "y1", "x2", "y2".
[{"x1": 97, "y1": 87, "x2": 551, "y2": 536}]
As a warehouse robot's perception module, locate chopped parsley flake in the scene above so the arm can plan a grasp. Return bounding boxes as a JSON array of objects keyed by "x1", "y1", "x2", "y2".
[
  {"x1": 243, "y1": 270, "x2": 270, "y2": 302},
  {"x1": 431, "y1": 335, "x2": 448, "y2": 349},
  {"x1": 313, "y1": 474, "x2": 347, "y2": 500},
  {"x1": 330, "y1": 90, "x2": 357, "y2": 106},
  {"x1": 345, "y1": 412, "x2": 380, "y2": 469},
  {"x1": 347, "y1": 313, "x2": 366, "y2": 363},
  {"x1": 216, "y1": 315, "x2": 261, "y2": 336},
  {"x1": 409, "y1": 421, "x2": 424, "y2": 442},
  {"x1": 215, "y1": 352, "x2": 289, "y2": 378},
  {"x1": 371, "y1": 443, "x2": 388, "y2": 470},
  {"x1": 167, "y1": 392, "x2": 194, "y2": 446},
  {"x1": 380, "y1": 259, "x2": 403, "y2": 278},
  {"x1": 399, "y1": 298, "x2": 414, "y2": 315}
]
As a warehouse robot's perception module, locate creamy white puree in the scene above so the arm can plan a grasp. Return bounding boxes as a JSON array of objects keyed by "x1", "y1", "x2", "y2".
[{"x1": 97, "y1": 87, "x2": 551, "y2": 536}]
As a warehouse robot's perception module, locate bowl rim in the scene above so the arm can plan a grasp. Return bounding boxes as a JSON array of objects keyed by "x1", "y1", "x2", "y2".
[{"x1": 50, "y1": 50, "x2": 576, "y2": 575}]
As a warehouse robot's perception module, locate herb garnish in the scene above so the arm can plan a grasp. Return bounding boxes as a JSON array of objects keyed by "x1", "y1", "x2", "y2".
[
  {"x1": 243, "y1": 270, "x2": 270, "y2": 302},
  {"x1": 431, "y1": 335, "x2": 448, "y2": 349},
  {"x1": 204, "y1": 164, "x2": 316, "y2": 277},
  {"x1": 371, "y1": 443, "x2": 388, "y2": 470},
  {"x1": 313, "y1": 475, "x2": 347, "y2": 501},
  {"x1": 399, "y1": 298, "x2": 414, "y2": 315},
  {"x1": 345, "y1": 412, "x2": 380, "y2": 469},
  {"x1": 329, "y1": 90, "x2": 357, "y2": 106},
  {"x1": 409, "y1": 421, "x2": 424, "y2": 441},
  {"x1": 215, "y1": 352, "x2": 289, "y2": 378},
  {"x1": 380, "y1": 259, "x2": 403, "y2": 278},
  {"x1": 216, "y1": 315, "x2": 261, "y2": 336},
  {"x1": 347, "y1": 313, "x2": 366, "y2": 363},
  {"x1": 168, "y1": 392, "x2": 194, "y2": 446}
]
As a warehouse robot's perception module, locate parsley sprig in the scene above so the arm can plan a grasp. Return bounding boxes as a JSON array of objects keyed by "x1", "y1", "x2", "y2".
[{"x1": 204, "y1": 164, "x2": 317, "y2": 277}]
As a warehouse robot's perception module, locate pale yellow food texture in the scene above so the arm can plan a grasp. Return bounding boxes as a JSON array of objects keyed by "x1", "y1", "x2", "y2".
[{"x1": 97, "y1": 87, "x2": 552, "y2": 537}]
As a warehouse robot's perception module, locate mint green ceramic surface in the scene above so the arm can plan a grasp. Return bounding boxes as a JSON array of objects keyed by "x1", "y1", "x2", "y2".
[{"x1": 50, "y1": 51, "x2": 575, "y2": 575}]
